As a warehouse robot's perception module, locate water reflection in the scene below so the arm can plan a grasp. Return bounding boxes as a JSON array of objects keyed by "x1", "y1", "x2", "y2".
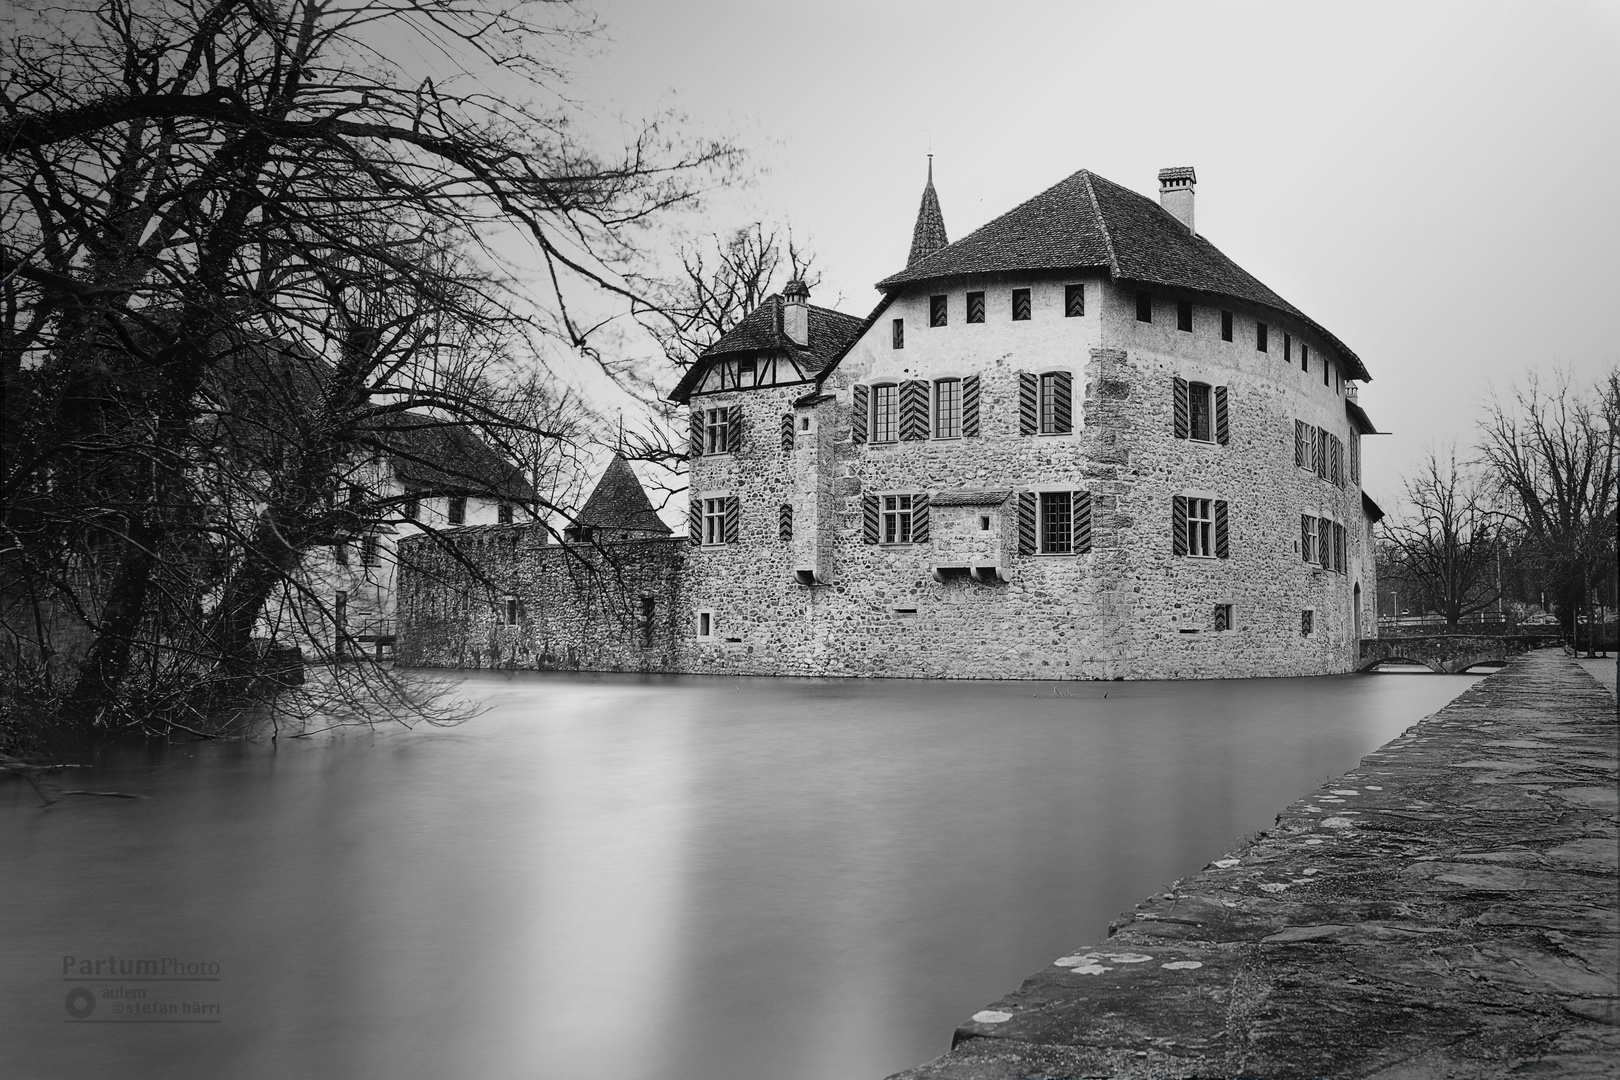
[{"x1": 2, "y1": 671, "x2": 1478, "y2": 1080}]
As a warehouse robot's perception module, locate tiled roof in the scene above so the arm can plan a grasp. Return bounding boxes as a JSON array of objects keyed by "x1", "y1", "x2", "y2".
[
  {"x1": 668, "y1": 293, "x2": 867, "y2": 402},
  {"x1": 1346, "y1": 398, "x2": 1381, "y2": 435},
  {"x1": 573, "y1": 454, "x2": 671, "y2": 534},
  {"x1": 931, "y1": 489, "x2": 1012, "y2": 507},
  {"x1": 907, "y1": 159, "x2": 949, "y2": 267},
  {"x1": 379, "y1": 412, "x2": 536, "y2": 503},
  {"x1": 874, "y1": 169, "x2": 1369, "y2": 381}
]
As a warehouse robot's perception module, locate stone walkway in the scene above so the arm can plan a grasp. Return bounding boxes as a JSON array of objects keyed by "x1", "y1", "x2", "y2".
[{"x1": 890, "y1": 651, "x2": 1619, "y2": 1080}]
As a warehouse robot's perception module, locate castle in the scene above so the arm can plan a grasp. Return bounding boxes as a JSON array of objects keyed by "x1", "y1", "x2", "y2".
[{"x1": 397, "y1": 163, "x2": 1382, "y2": 679}]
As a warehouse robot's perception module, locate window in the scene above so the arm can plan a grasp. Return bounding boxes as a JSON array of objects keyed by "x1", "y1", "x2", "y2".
[
  {"x1": 697, "y1": 610, "x2": 714, "y2": 640},
  {"x1": 871, "y1": 384, "x2": 898, "y2": 443},
  {"x1": 1177, "y1": 300, "x2": 1193, "y2": 332},
  {"x1": 1012, "y1": 288, "x2": 1032, "y2": 321},
  {"x1": 1300, "y1": 515, "x2": 1318, "y2": 565},
  {"x1": 1284, "y1": 333, "x2": 1293, "y2": 364},
  {"x1": 702, "y1": 497, "x2": 727, "y2": 545},
  {"x1": 736, "y1": 358, "x2": 757, "y2": 387},
  {"x1": 1065, "y1": 284, "x2": 1085, "y2": 318},
  {"x1": 1188, "y1": 381, "x2": 1213, "y2": 442},
  {"x1": 1214, "y1": 604, "x2": 1233, "y2": 631},
  {"x1": 1220, "y1": 310, "x2": 1233, "y2": 342},
  {"x1": 930, "y1": 295, "x2": 948, "y2": 327},
  {"x1": 1322, "y1": 353, "x2": 1329, "y2": 386},
  {"x1": 1039, "y1": 491, "x2": 1072, "y2": 554},
  {"x1": 334, "y1": 541, "x2": 349, "y2": 567},
  {"x1": 1136, "y1": 290, "x2": 1153, "y2": 322},
  {"x1": 360, "y1": 534, "x2": 380, "y2": 567},
  {"x1": 779, "y1": 503, "x2": 793, "y2": 541},
  {"x1": 892, "y1": 319, "x2": 904, "y2": 349},
  {"x1": 1301, "y1": 609, "x2": 1315, "y2": 636},
  {"x1": 934, "y1": 378, "x2": 962, "y2": 439},
  {"x1": 403, "y1": 495, "x2": 420, "y2": 521},
  {"x1": 1350, "y1": 433, "x2": 1361, "y2": 486},
  {"x1": 801, "y1": 417, "x2": 811, "y2": 431},
  {"x1": 500, "y1": 597, "x2": 519, "y2": 626},
  {"x1": 966, "y1": 291, "x2": 985, "y2": 323},
  {"x1": 1186, "y1": 497, "x2": 1214, "y2": 557},
  {"x1": 498, "y1": 502, "x2": 513, "y2": 525},
  {"x1": 448, "y1": 496, "x2": 466, "y2": 525},
  {"x1": 704, "y1": 407, "x2": 730, "y2": 455},
  {"x1": 639, "y1": 597, "x2": 656, "y2": 648},
  {"x1": 1039, "y1": 372, "x2": 1072, "y2": 435},
  {"x1": 979, "y1": 515, "x2": 992, "y2": 531},
  {"x1": 882, "y1": 494, "x2": 914, "y2": 544},
  {"x1": 1256, "y1": 322, "x2": 1268, "y2": 353}
]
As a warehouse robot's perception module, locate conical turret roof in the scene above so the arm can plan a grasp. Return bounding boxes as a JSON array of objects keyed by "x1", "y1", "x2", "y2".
[
  {"x1": 573, "y1": 454, "x2": 671, "y2": 535},
  {"x1": 906, "y1": 157, "x2": 949, "y2": 267}
]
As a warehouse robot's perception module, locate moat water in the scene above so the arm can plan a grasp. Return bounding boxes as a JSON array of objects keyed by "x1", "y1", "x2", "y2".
[{"x1": 2, "y1": 669, "x2": 1480, "y2": 1080}]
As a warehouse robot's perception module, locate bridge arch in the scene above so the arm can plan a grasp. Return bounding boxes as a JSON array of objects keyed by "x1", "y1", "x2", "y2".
[{"x1": 1357, "y1": 633, "x2": 1562, "y2": 675}]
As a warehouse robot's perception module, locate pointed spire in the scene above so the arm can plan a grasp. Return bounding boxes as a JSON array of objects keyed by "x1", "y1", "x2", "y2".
[
  {"x1": 906, "y1": 155, "x2": 948, "y2": 267},
  {"x1": 571, "y1": 453, "x2": 672, "y2": 538}
]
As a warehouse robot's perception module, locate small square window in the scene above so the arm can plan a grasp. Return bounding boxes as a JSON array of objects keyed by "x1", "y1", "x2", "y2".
[
  {"x1": 1136, "y1": 290, "x2": 1153, "y2": 323},
  {"x1": 966, "y1": 291, "x2": 985, "y2": 323},
  {"x1": 1214, "y1": 604, "x2": 1233, "y2": 631},
  {"x1": 979, "y1": 515, "x2": 992, "y2": 531},
  {"x1": 800, "y1": 417, "x2": 811, "y2": 430},
  {"x1": 1220, "y1": 310, "x2": 1233, "y2": 342},
  {"x1": 1012, "y1": 289, "x2": 1031, "y2": 321},
  {"x1": 1065, "y1": 284, "x2": 1085, "y2": 318},
  {"x1": 1177, "y1": 300, "x2": 1193, "y2": 332},
  {"x1": 1257, "y1": 322, "x2": 1268, "y2": 353},
  {"x1": 930, "y1": 295, "x2": 947, "y2": 327},
  {"x1": 892, "y1": 319, "x2": 904, "y2": 349}
]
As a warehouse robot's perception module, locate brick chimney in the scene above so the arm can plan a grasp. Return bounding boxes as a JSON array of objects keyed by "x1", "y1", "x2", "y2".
[
  {"x1": 782, "y1": 279, "x2": 810, "y2": 346},
  {"x1": 1157, "y1": 166, "x2": 1197, "y2": 233}
]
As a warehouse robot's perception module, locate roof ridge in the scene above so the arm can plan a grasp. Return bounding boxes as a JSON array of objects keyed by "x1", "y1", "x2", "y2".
[{"x1": 1078, "y1": 170, "x2": 1121, "y2": 277}]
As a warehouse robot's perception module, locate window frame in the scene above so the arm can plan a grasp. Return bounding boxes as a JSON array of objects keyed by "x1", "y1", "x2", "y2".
[
  {"x1": 966, "y1": 291, "x2": 986, "y2": 323},
  {"x1": 448, "y1": 496, "x2": 466, "y2": 526},
  {"x1": 696, "y1": 609, "x2": 715, "y2": 641},
  {"x1": 1186, "y1": 497, "x2": 1215, "y2": 558},
  {"x1": 1064, "y1": 283, "x2": 1085, "y2": 318},
  {"x1": 1038, "y1": 490, "x2": 1074, "y2": 554},
  {"x1": 1136, "y1": 289, "x2": 1153, "y2": 323},
  {"x1": 1213, "y1": 603, "x2": 1234, "y2": 632},
  {"x1": 703, "y1": 407, "x2": 730, "y2": 455},
  {"x1": 1257, "y1": 322, "x2": 1269, "y2": 353},
  {"x1": 1187, "y1": 381, "x2": 1215, "y2": 443},
  {"x1": 933, "y1": 377, "x2": 963, "y2": 440},
  {"x1": 701, "y1": 497, "x2": 728, "y2": 546},
  {"x1": 929, "y1": 294, "x2": 948, "y2": 327},
  {"x1": 870, "y1": 383, "x2": 899, "y2": 444},
  {"x1": 498, "y1": 502, "x2": 514, "y2": 525},
  {"x1": 1177, "y1": 299, "x2": 1194, "y2": 333},
  {"x1": 892, "y1": 318, "x2": 904, "y2": 349},
  {"x1": 880, "y1": 493, "x2": 916, "y2": 545},
  {"x1": 1037, "y1": 371, "x2": 1072, "y2": 435},
  {"x1": 1011, "y1": 288, "x2": 1032, "y2": 322},
  {"x1": 1220, "y1": 310, "x2": 1234, "y2": 342}
]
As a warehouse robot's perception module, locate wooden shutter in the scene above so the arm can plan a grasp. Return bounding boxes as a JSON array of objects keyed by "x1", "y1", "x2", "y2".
[
  {"x1": 1336, "y1": 522, "x2": 1347, "y2": 572},
  {"x1": 1300, "y1": 515, "x2": 1312, "y2": 563},
  {"x1": 962, "y1": 375, "x2": 981, "y2": 438},
  {"x1": 781, "y1": 413, "x2": 795, "y2": 452},
  {"x1": 688, "y1": 496, "x2": 702, "y2": 546},
  {"x1": 1214, "y1": 386, "x2": 1229, "y2": 445},
  {"x1": 851, "y1": 385, "x2": 869, "y2": 444},
  {"x1": 1316, "y1": 429, "x2": 1328, "y2": 480},
  {"x1": 911, "y1": 492, "x2": 930, "y2": 544},
  {"x1": 1335, "y1": 437, "x2": 1346, "y2": 488},
  {"x1": 1173, "y1": 377, "x2": 1190, "y2": 439},
  {"x1": 723, "y1": 495, "x2": 740, "y2": 543},
  {"x1": 1294, "y1": 420, "x2": 1306, "y2": 468},
  {"x1": 862, "y1": 494, "x2": 879, "y2": 544},
  {"x1": 727, "y1": 405, "x2": 743, "y2": 454},
  {"x1": 1073, "y1": 491, "x2": 1093, "y2": 554},
  {"x1": 900, "y1": 380, "x2": 929, "y2": 441},
  {"x1": 1018, "y1": 373, "x2": 1038, "y2": 435},
  {"x1": 779, "y1": 503, "x2": 793, "y2": 541},
  {"x1": 689, "y1": 410, "x2": 704, "y2": 459},
  {"x1": 1051, "y1": 372, "x2": 1073, "y2": 433},
  {"x1": 1214, "y1": 499, "x2": 1230, "y2": 559},
  {"x1": 1017, "y1": 492, "x2": 1037, "y2": 555},
  {"x1": 1172, "y1": 496, "x2": 1189, "y2": 556}
]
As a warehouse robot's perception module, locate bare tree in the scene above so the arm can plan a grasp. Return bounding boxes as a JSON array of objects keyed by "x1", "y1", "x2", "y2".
[
  {"x1": 1381, "y1": 446, "x2": 1501, "y2": 628},
  {"x1": 1479, "y1": 370, "x2": 1618, "y2": 653},
  {"x1": 0, "y1": 0, "x2": 738, "y2": 750}
]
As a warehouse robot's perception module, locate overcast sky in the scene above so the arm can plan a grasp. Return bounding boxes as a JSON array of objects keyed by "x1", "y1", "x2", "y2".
[{"x1": 554, "y1": 0, "x2": 1618, "y2": 505}]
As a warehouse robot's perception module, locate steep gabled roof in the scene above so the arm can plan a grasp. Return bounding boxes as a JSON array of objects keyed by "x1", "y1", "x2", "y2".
[
  {"x1": 378, "y1": 412, "x2": 536, "y2": 503},
  {"x1": 907, "y1": 159, "x2": 949, "y2": 266},
  {"x1": 668, "y1": 293, "x2": 866, "y2": 402},
  {"x1": 573, "y1": 454, "x2": 671, "y2": 534},
  {"x1": 874, "y1": 169, "x2": 1369, "y2": 381}
]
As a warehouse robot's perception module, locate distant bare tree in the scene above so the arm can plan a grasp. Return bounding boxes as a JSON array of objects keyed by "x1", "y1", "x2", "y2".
[{"x1": 1381, "y1": 447, "x2": 1501, "y2": 627}]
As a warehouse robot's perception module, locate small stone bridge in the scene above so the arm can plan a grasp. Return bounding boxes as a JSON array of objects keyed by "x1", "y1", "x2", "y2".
[{"x1": 1357, "y1": 633, "x2": 1566, "y2": 674}]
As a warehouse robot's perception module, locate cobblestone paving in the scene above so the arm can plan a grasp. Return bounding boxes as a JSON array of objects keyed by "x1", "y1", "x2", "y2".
[{"x1": 889, "y1": 651, "x2": 1619, "y2": 1079}]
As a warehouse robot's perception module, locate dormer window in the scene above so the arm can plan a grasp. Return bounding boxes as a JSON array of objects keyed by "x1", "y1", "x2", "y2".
[{"x1": 930, "y1": 295, "x2": 947, "y2": 327}]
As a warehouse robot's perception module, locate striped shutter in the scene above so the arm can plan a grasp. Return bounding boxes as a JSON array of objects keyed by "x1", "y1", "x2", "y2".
[
  {"x1": 1316, "y1": 430, "x2": 1328, "y2": 480},
  {"x1": 781, "y1": 413, "x2": 795, "y2": 452},
  {"x1": 779, "y1": 503, "x2": 793, "y2": 541},
  {"x1": 1214, "y1": 386, "x2": 1229, "y2": 444},
  {"x1": 911, "y1": 492, "x2": 930, "y2": 544},
  {"x1": 1173, "y1": 377, "x2": 1189, "y2": 439},
  {"x1": 1172, "y1": 496, "x2": 1189, "y2": 556},
  {"x1": 1336, "y1": 522, "x2": 1347, "y2": 572},
  {"x1": 1335, "y1": 437, "x2": 1346, "y2": 488},
  {"x1": 1294, "y1": 420, "x2": 1306, "y2": 468},
  {"x1": 1214, "y1": 499, "x2": 1230, "y2": 559},
  {"x1": 1017, "y1": 492, "x2": 1037, "y2": 555},
  {"x1": 900, "y1": 380, "x2": 929, "y2": 441},
  {"x1": 962, "y1": 375, "x2": 981, "y2": 437},
  {"x1": 1073, "y1": 491, "x2": 1093, "y2": 554},
  {"x1": 689, "y1": 410, "x2": 704, "y2": 459},
  {"x1": 1300, "y1": 515, "x2": 1312, "y2": 563},
  {"x1": 1018, "y1": 373, "x2": 1038, "y2": 435},
  {"x1": 723, "y1": 495, "x2": 740, "y2": 543},
  {"x1": 727, "y1": 405, "x2": 744, "y2": 454},
  {"x1": 1051, "y1": 372, "x2": 1073, "y2": 433},
  {"x1": 688, "y1": 496, "x2": 703, "y2": 546},
  {"x1": 851, "y1": 385, "x2": 869, "y2": 444},
  {"x1": 862, "y1": 494, "x2": 880, "y2": 544}
]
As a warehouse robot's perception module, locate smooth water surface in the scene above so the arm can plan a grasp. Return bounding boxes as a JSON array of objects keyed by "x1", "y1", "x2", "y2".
[{"x1": 2, "y1": 671, "x2": 1478, "y2": 1080}]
